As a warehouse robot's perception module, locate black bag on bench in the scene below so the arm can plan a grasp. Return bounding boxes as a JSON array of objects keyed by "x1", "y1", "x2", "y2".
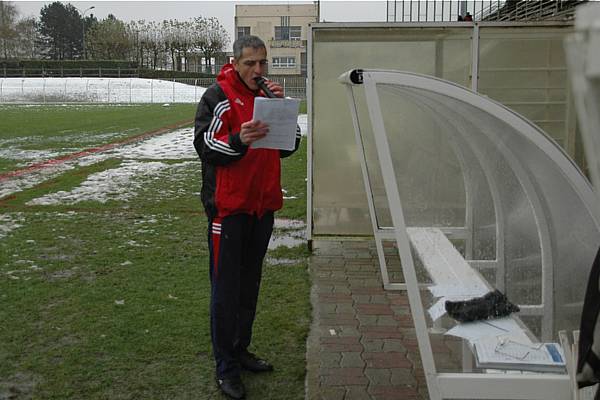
[{"x1": 445, "y1": 289, "x2": 520, "y2": 323}]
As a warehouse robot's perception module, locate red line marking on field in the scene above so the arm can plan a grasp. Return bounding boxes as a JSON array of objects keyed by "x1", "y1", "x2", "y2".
[{"x1": 0, "y1": 119, "x2": 193, "y2": 182}]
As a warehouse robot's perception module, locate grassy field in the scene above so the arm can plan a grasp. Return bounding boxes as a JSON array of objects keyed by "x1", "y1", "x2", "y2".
[
  {"x1": 0, "y1": 104, "x2": 197, "y2": 174},
  {"x1": 0, "y1": 104, "x2": 310, "y2": 399}
]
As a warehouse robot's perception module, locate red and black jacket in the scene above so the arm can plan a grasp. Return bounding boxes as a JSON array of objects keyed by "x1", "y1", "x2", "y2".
[{"x1": 193, "y1": 63, "x2": 301, "y2": 219}]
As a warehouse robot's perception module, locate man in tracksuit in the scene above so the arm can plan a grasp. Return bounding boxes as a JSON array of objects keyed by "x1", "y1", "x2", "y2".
[{"x1": 193, "y1": 35, "x2": 301, "y2": 399}]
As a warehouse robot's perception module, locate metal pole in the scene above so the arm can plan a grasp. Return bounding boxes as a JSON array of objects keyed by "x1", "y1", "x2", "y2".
[
  {"x1": 0, "y1": 79, "x2": 3, "y2": 103},
  {"x1": 402, "y1": 0, "x2": 405, "y2": 21},
  {"x1": 151, "y1": 79, "x2": 153, "y2": 103},
  {"x1": 497, "y1": 0, "x2": 501, "y2": 21},
  {"x1": 387, "y1": 0, "x2": 390, "y2": 22},
  {"x1": 107, "y1": 80, "x2": 111, "y2": 103},
  {"x1": 471, "y1": 24, "x2": 480, "y2": 92},
  {"x1": 78, "y1": 6, "x2": 95, "y2": 60},
  {"x1": 43, "y1": 78, "x2": 46, "y2": 103},
  {"x1": 194, "y1": 79, "x2": 197, "y2": 102},
  {"x1": 172, "y1": 79, "x2": 175, "y2": 102}
]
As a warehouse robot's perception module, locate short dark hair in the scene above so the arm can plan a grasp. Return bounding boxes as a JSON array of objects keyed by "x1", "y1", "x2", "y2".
[{"x1": 233, "y1": 35, "x2": 266, "y2": 59}]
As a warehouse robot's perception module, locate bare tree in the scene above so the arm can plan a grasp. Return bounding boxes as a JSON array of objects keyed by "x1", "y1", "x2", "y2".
[
  {"x1": 127, "y1": 20, "x2": 165, "y2": 69},
  {"x1": 0, "y1": 0, "x2": 18, "y2": 59},
  {"x1": 146, "y1": 22, "x2": 165, "y2": 69},
  {"x1": 192, "y1": 16, "x2": 229, "y2": 72},
  {"x1": 125, "y1": 16, "x2": 229, "y2": 72},
  {"x1": 15, "y1": 17, "x2": 38, "y2": 58}
]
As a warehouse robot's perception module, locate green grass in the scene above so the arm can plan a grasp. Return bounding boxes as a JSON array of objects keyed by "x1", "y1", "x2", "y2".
[
  {"x1": 299, "y1": 99, "x2": 307, "y2": 114},
  {"x1": 280, "y1": 140, "x2": 307, "y2": 221},
  {"x1": 0, "y1": 104, "x2": 310, "y2": 399},
  {"x1": 0, "y1": 104, "x2": 196, "y2": 140},
  {"x1": 0, "y1": 104, "x2": 197, "y2": 173}
]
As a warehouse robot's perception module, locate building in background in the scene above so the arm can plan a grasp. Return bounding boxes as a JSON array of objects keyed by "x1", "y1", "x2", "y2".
[{"x1": 234, "y1": 3, "x2": 319, "y2": 77}]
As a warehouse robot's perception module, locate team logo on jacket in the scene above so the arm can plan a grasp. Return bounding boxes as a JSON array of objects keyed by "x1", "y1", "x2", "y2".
[{"x1": 235, "y1": 98, "x2": 244, "y2": 106}]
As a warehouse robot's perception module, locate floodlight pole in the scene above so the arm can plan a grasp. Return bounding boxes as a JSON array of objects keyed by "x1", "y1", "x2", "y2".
[{"x1": 78, "y1": 6, "x2": 95, "y2": 60}]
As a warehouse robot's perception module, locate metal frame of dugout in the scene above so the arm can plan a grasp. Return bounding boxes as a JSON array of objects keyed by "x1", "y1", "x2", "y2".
[
  {"x1": 338, "y1": 68, "x2": 600, "y2": 399},
  {"x1": 307, "y1": 21, "x2": 579, "y2": 241}
]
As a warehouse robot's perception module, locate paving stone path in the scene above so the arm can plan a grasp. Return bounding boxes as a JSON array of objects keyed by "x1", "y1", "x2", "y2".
[{"x1": 306, "y1": 240, "x2": 462, "y2": 400}]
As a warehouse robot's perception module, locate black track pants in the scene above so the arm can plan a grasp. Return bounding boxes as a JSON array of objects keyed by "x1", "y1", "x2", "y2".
[{"x1": 207, "y1": 211, "x2": 274, "y2": 379}]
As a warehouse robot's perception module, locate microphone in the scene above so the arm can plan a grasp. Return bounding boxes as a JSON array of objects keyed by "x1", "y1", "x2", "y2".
[{"x1": 253, "y1": 76, "x2": 277, "y2": 98}]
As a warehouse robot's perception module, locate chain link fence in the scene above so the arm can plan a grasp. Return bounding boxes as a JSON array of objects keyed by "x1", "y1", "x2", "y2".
[
  {"x1": 0, "y1": 76, "x2": 306, "y2": 104},
  {"x1": 181, "y1": 76, "x2": 306, "y2": 99}
]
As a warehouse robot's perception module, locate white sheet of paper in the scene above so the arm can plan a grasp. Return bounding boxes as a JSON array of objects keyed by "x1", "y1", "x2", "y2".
[
  {"x1": 474, "y1": 335, "x2": 564, "y2": 366},
  {"x1": 428, "y1": 298, "x2": 447, "y2": 321},
  {"x1": 444, "y1": 317, "x2": 528, "y2": 343},
  {"x1": 251, "y1": 97, "x2": 300, "y2": 151}
]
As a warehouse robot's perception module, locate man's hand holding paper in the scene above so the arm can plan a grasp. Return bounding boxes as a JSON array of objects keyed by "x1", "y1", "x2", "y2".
[
  {"x1": 250, "y1": 97, "x2": 300, "y2": 151},
  {"x1": 240, "y1": 120, "x2": 269, "y2": 145}
]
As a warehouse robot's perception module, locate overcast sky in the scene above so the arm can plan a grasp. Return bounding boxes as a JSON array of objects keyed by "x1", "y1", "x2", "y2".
[{"x1": 14, "y1": 1, "x2": 388, "y2": 50}]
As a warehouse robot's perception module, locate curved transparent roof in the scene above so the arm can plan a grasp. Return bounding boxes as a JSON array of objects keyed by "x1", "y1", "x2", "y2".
[{"x1": 340, "y1": 69, "x2": 600, "y2": 338}]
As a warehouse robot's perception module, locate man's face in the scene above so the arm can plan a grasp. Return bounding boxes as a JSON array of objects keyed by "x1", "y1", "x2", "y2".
[{"x1": 233, "y1": 46, "x2": 268, "y2": 91}]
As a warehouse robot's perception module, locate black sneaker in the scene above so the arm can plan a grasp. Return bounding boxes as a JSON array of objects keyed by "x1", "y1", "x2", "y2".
[
  {"x1": 238, "y1": 351, "x2": 274, "y2": 372},
  {"x1": 216, "y1": 376, "x2": 246, "y2": 399}
]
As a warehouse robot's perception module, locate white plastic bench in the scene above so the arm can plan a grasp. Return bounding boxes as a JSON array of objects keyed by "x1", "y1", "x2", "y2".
[{"x1": 406, "y1": 226, "x2": 572, "y2": 399}]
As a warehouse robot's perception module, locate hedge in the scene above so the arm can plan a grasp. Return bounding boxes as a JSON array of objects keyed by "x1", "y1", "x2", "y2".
[
  {"x1": 0, "y1": 60, "x2": 138, "y2": 69},
  {"x1": 138, "y1": 69, "x2": 215, "y2": 79}
]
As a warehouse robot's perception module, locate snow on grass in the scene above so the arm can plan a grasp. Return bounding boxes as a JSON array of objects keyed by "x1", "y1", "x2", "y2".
[
  {"x1": 27, "y1": 160, "x2": 175, "y2": 205},
  {"x1": 107, "y1": 127, "x2": 197, "y2": 159},
  {"x1": 0, "y1": 77, "x2": 206, "y2": 104},
  {"x1": 0, "y1": 77, "x2": 307, "y2": 206},
  {"x1": 297, "y1": 114, "x2": 307, "y2": 137},
  {"x1": 1, "y1": 128, "x2": 197, "y2": 200},
  {"x1": 0, "y1": 213, "x2": 24, "y2": 240},
  {"x1": 0, "y1": 148, "x2": 67, "y2": 165},
  {"x1": 0, "y1": 153, "x2": 111, "y2": 199}
]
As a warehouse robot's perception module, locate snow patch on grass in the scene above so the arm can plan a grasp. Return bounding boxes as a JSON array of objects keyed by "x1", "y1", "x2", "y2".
[
  {"x1": 27, "y1": 160, "x2": 172, "y2": 205},
  {"x1": 0, "y1": 213, "x2": 25, "y2": 240}
]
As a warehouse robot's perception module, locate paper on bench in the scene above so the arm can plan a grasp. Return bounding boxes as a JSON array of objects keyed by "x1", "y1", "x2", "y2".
[
  {"x1": 251, "y1": 97, "x2": 300, "y2": 151},
  {"x1": 428, "y1": 298, "x2": 448, "y2": 321},
  {"x1": 445, "y1": 317, "x2": 529, "y2": 343},
  {"x1": 474, "y1": 336, "x2": 566, "y2": 372}
]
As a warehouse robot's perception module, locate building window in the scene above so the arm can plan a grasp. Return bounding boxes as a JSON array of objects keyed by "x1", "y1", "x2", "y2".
[
  {"x1": 272, "y1": 56, "x2": 296, "y2": 68},
  {"x1": 274, "y1": 26, "x2": 302, "y2": 41},
  {"x1": 237, "y1": 26, "x2": 250, "y2": 39}
]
